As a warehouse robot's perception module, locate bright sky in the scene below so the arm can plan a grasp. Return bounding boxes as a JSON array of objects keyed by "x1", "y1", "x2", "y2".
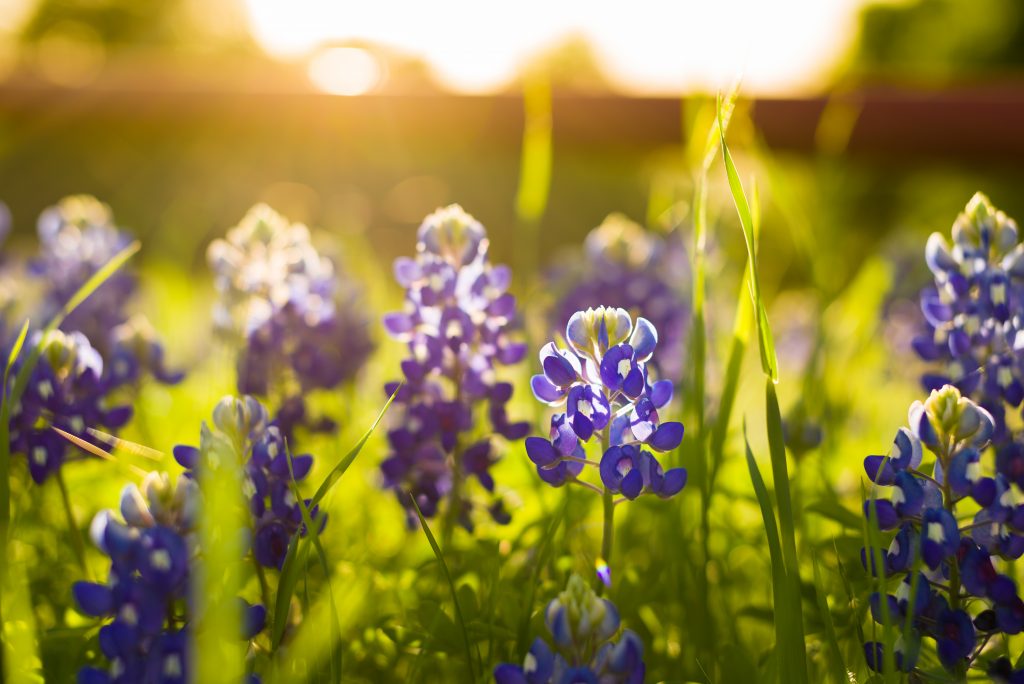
[{"x1": 244, "y1": 0, "x2": 874, "y2": 95}]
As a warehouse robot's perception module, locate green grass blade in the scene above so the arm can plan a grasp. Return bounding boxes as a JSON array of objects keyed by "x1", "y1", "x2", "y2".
[
  {"x1": 765, "y1": 380, "x2": 808, "y2": 682},
  {"x1": 812, "y1": 555, "x2": 848, "y2": 684},
  {"x1": 0, "y1": 318, "x2": 29, "y2": 557},
  {"x1": 288, "y1": 452, "x2": 342, "y2": 681},
  {"x1": 194, "y1": 427, "x2": 247, "y2": 683},
  {"x1": 271, "y1": 534, "x2": 302, "y2": 650},
  {"x1": 717, "y1": 100, "x2": 778, "y2": 382},
  {"x1": 272, "y1": 388, "x2": 398, "y2": 651},
  {"x1": 708, "y1": 274, "x2": 753, "y2": 492},
  {"x1": 744, "y1": 423, "x2": 794, "y2": 682},
  {"x1": 10, "y1": 241, "x2": 141, "y2": 405},
  {"x1": 515, "y1": 71, "x2": 552, "y2": 226},
  {"x1": 309, "y1": 386, "x2": 399, "y2": 509},
  {"x1": 410, "y1": 495, "x2": 477, "y2": 682},
  {"x1": 4, "y1": 320, "x2": 29, "y2": 383}
]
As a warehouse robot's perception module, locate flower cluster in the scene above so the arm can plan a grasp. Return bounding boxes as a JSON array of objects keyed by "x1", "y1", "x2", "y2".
[
  {"x1": 207, "y1": 204, "x2": 372, "y2": 437},
  {"x1": 380, "y1": 204, "x2": 529, "y2": 529},
  {"x1": 8, "y1": 330, "x2": 132, "y2": 483},
  {"x1": 912, "y1": 193, "x2": 1024, "y2": 441},
  {"x1": 173, "y1": 395, "x2": 323, "y2": 569},
  {"x1": 31, "y1": 195, "x2": 138, "y2": 350},
  {"x1": 28, "y1": 196, "x2": 182, "y2": 388},
  {"x1": 552, "y1": 214, "x2": 688, "y2": 384},
  {"x1": 494, "y1": 574, "x2": 645, "y2": 684},
  {"x1": 526, "y1": 306, "x2": 685, "y2": 499},
  {"x1": 72, "y1": 472, "x2": 266, "y2": 684},
  {"x1": 861, "y1": 385, "x2": 1024, "y2": 676}
]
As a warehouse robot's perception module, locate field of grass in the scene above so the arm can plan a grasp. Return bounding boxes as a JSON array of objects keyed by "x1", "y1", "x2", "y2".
[{"x1": 2, "y1": 92, "x2": 1024, "y2": 684}]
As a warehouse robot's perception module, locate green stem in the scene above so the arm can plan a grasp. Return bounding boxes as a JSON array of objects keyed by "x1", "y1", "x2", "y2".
[
  {"x1": 254, "y1": 556, "x2": 270, "y2": 618},
  {"x1": 441, "y1": 443, "x2": 463, "y2": 551},
  {"x1": 596, "y1": 430, "x2": 614, "y2": 595},
  {"x1": 940, "y1": 438, "x2": 967, "y2": 681},
  {"x1": 56, "y1": 468, "x2": 88, "y2": 578}
]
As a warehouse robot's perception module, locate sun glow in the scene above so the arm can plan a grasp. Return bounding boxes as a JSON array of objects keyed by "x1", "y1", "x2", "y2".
[{"x1": 243, "y1": 0, "x2": 869, "y2": 95}]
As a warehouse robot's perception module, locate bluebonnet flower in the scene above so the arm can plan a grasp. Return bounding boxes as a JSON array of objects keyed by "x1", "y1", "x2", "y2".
[
  {"x1": 173, "y1": 395, "x2": 323, "y2": 569},
  {"x1": 526, "y1": 307, "x2": 686, "y2": 501},
  {"x1": 860, "y1": 385, "x2": 1024, "y2": 677},
  {"x1": 8, "y1": 330, "x2": 132, "y2": 483},
  {"x1": 28, "y1": 196, "x2": 181, "y2": 388},
  {"x1": 73, "y1": 472, "x2": 265, "y2": 684},
  {"x1": 493, "y1": 574, "x2": 645, "y2": 684},
  {"x1": 208, "y1": 204, "x2": 372, "y2": 438},
  {"x1": 31, "y1": 195, "x2": 137, "y2": 349},
  {"x1": 380, "y1": 205, "x2": 528, "y2": 530},
  {"x1": 912, "y1": 193, "x2": 1024, "y2": 441},
  {"x1": 551, "y1": 214, "x2": 688, "y2": 384}
]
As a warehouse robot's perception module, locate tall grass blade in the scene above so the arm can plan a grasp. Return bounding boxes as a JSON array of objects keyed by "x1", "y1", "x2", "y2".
[
  {"x1": 744, "y1": 424, "x2": 796, "y2": 682},
  {"x1": 0, "y1": 319, "x2": 29, "y2": 555},
  {"x1": 515, "y1": 69, "x2": 552, "y2": 283},
  {"x1": 194, "y1": 428, "x2": 247, "y2": 683},
  {"x1": 686, "y1": 85, "x2": 740, "y2": 670},
  {"x1": 271, "y1": 535, "x2": 302, "y2": 650},
  {"x1": 410, "y1": 495, "x2": 477, "y2": 682},
  {"x1": 717, "y1": 100, "x2": 778, "y2": 382},
  {"x1": 309, "y1": 386, "x2": 399, "y2": 508},
  {"x1": 288, "y1": 453, "x2": 341, "y2": 681},
  {"x1": 765, "y1": 380, "x2": 808, "y2": 682},
  {"x1": 812, "y1": 555, "x2": 848, "y2": 684},
  {"x1": 273, "y1": 388, "x2": 399, "y2": 650}
]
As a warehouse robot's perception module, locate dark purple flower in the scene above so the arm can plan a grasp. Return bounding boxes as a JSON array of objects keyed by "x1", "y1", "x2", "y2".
[{"x1": 381, "y1": 206, "x2": 527, "y2": 529}]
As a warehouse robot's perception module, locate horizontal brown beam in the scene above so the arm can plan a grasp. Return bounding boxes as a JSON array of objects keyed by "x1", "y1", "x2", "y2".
[{"x1": 2, "y1": 81, "x2": 1024, "y2": 160}]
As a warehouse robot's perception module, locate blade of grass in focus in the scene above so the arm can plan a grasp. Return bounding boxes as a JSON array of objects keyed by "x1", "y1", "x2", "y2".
[
  {"x1": 411, "y1": 495, "x2": 478, "y2": 682},
  {"x1": 720, "y1": 98, "x2": 807, "y2": 681},
  {"x1": 309, "y1": 387, "x2": 399, "y2": 509},
  {"x1": 685, "y1": 85, "x2": 739, "y2": 672},
  {"x1": 744, "y1": 425, "x2": 799, "y2": 682},
  {"x1": 718, "y1": 99, "x2": 777, "y2": 383},
  {"x1": 194, "y1": 427, "x2": 247, "y2": 683}
]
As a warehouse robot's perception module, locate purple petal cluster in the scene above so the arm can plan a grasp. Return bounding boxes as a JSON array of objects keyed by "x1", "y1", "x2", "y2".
[
  {"x1": 32, "y1": 196, "x2": 137, "y2": 347},
  {"x1": 73, "y1": 472, "x2": 264, "y2": 684},
  {"x1": 861, "y1": 385, "x2": 1024, "y2": 675},
  {"x1": 8, "y1": 330, "x2": 132, "y2": 483},
  {"x1": 208, "y1": 204, "x2": 373, "y2": 437},
  {"x1": 912, "y1": 193, "x2": 1024, "y2": 441},
  {"x1": 527, "y1": 306, "x2": 685, "y2": 499},
  {"x1": 552, "y1": 214, "x2": 688, "y2": 384},
  {"x1": 173, "y1": 395, "x2": 323, "y2": 569},
  {"x1": 380, "y1": 204, "x2": 528, "y2": 529},
  {"x1": 494, "y1": 574, "x2": 644, "y2": 684},
  {"x1": 29, "y1": 196, "x2": 182, "y2": 388}
]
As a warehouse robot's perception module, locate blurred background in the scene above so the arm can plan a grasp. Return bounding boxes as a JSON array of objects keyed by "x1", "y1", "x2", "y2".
[
  {"x1": 1, "y1": 0, "x2": 1022, "y2": 267},
  {"x1": 1, "y1": 0, "x2": 1023, "y2": 364}
]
